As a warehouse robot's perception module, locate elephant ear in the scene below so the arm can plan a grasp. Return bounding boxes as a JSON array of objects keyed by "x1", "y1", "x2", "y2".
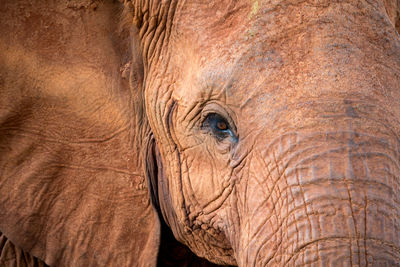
[{"x1": 0, "y1": 1, "x2": 160, "y2": 266}]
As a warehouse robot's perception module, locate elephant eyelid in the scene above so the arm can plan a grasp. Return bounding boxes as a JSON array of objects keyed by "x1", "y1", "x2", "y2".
[{"x1": 201, "y1": 113, "x2": 238, "y2": 142}]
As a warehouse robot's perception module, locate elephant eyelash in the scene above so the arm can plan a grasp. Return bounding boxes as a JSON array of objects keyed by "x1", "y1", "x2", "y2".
[{"x1": 201, "y1": 113, "x2": 237, "y2": 142}]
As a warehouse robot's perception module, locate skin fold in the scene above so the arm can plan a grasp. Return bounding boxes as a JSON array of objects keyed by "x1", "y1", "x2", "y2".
[{"x1": 0, "y1": 0, "x2": 400, "y2": 266}]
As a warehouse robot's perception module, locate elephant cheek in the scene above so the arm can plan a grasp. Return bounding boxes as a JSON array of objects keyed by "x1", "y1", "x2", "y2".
[
  {"x1": 181, "y1": 146, "x2": 232, "y2": 207},
  {"x1": 230, "y1": 131, "x2": 400, "y2": 266}
]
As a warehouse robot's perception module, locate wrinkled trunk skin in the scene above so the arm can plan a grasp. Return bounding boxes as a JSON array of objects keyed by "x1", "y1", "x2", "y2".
[
  {"x1": 232, "y1": 114, "x2": 400, "y2": 266},
  {"x1": 216, "y1": 1, "x2": 400, "y2": 265}
]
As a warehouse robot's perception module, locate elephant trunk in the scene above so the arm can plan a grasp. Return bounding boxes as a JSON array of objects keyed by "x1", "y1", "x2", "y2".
[{"x1": 231, "y1": 127, "x2": 400, "y2": 266}]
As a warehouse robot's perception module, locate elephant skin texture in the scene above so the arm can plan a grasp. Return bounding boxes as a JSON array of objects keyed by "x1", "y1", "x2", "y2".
[{"x1": 0, "y1": 0, "x2": 400, "y2": 266}]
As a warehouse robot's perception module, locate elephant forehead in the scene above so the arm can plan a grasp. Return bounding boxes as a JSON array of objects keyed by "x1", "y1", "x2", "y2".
[
  {"x1": 173, "y1": 0, "x2": 378, "y2": 49},
  {"x1": 169, "y1": 0, "x2": 398, "y2": 72},
  {"x1": 168, "y1": 0, "x2": 399, "y2": 111}
]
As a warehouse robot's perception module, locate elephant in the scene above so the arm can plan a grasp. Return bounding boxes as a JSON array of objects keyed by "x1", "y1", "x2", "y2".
[{"x1": 1, "y1": 0, "x2": 400, "y2": 266}]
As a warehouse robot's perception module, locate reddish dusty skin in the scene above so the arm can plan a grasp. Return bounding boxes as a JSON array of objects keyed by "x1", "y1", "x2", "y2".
[
  {"x1": 1, "y1": 0, "x2": 400, "y2": 266},
  {"x1": 143, "y1": 0, "x2": 400, "y2": 266}
]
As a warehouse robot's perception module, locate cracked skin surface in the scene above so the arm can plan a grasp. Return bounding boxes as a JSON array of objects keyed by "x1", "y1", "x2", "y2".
[{"x1": 0, "y1": 0, "x2": 400, "y2": 266}]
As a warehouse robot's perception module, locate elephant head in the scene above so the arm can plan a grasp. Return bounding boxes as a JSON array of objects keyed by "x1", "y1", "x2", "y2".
[
  {"x1": 140, "y1": 0, "x2": 400, "y2": 265},
  {"x1": 1, "y1": 0, "x2": 400, "y2": 266}
]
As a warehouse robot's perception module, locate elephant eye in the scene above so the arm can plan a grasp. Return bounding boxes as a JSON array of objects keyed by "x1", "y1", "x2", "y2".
[
  {"x1": 216, "y1": 120, "x2": 228, "y2": 130},
  {"x1": 202, "y1": 113, "x2": 236, "y2": 141}
]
